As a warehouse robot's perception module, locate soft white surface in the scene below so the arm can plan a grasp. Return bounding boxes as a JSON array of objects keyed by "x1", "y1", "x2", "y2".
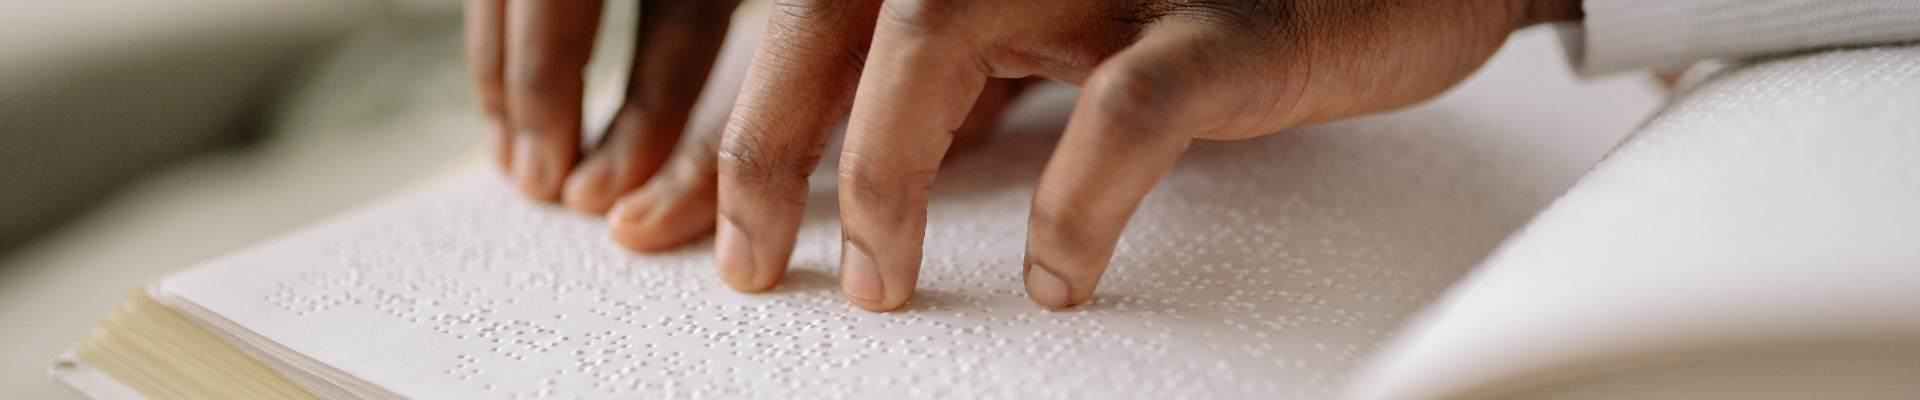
[
  {"x1": 149, "y1": 29, "x2": 1661, "y2": 399},
  {"x1": 1567, "y1": 0, "x2": 1920, "y2": 75},
  {"x1": 1343, "y1": 41, "x2": 1920, "y2": 400}
]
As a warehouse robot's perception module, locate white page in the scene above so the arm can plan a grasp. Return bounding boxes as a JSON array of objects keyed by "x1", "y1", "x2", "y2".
[
  {"x1": 1342, "y1": 42, "x2": 1920, "y2": 400},
  {"x1": 154, "y1": 29, "x2": 1661, "y2": 400}
]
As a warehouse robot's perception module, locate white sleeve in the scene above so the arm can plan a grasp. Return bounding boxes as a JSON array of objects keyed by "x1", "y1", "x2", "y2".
[{"x1": 1560, "y1": 0, "x2": 1920, "y2": 76}]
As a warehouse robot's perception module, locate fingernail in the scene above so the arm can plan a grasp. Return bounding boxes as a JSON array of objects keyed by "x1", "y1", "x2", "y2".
[
  {"x1": 840, "y1": 241, "x2": 883, "y2": 301},
  {"x1": 563, "y1": 152, "x2": 614, "y2": 213},
  {"x1": 511, "y1": 134, "x2": 555, "y2": 200},
  {"x1": 607, "y1": 187, "x2": 660, "y2": 227},
  {"x1": 606, "y1": 188, "x2": 663, "y2": 251},
  {"x1": 1025, "y1": 263, "x2": 1072, "y2": 309},
  {"x1": 715, "y1": 219, "x2": 755, "y2": 289}
]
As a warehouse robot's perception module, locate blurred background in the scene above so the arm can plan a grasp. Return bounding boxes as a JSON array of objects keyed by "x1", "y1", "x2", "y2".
[{"x1": 0, "y1": 0, "x2": 537, "y2": 397}]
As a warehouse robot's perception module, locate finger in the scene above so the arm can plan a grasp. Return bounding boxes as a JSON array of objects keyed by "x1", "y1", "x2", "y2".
[
  {"x1": 1023, "y1": 23, "x2": 1264, "y2": 309},
  {"x1": 608, "y1": 109, "x2": 724, "y2": 253},
  {"x1": 836, "y1": 2, "x2": 992, "y2": 312},
  {"x1": 464, "y1": 0, "x2": 509, "y2": 170},
  {"x1": 944, "y1": 77, "x2": 1030, "y2": 159},
  {"x1": 504, "y1": 0, "x2": 603, "y2": 202},
  {"x1": 562, "y1": 0, "x2": 740, "y2": 214},
  {"x1": 715, "y1": 0, "x2": 884, "y2": 293}
]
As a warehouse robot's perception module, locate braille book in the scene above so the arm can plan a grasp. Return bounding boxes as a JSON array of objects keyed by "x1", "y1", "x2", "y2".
[{"x1": 50, "y1": 31, "x2": 1920, "y2": 400}]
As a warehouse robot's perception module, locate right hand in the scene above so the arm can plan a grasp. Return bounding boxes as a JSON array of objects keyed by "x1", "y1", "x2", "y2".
[{"x1": 714, "y1": 0, "x2": 1580, "y2": 312}]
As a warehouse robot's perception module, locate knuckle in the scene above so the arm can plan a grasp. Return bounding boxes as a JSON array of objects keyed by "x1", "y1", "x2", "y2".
[
  {"x1": 762, "y1": 32, "x2": 870, "y2": 75},
  {"x1": 718, "y1": 113, "x2": 819, "y2": 196},
  {"x1": 1085, "y1": 57, "x2": 1192, "y2": 140},
  {"x1": 719, "y1": 120, "x2": 777, "y2": 181},
  {"x1": 765, "y1": 0, "x2": 874, "y2": 71}
]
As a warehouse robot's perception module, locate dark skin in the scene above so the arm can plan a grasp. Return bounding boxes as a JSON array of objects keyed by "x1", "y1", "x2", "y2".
[{"x1": 467, "y1": 0, "x2": 1586, "y2": 311}]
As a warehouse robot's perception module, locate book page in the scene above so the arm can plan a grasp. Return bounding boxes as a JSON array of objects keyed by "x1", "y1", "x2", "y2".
[
  {"x1": 1342, "y1": 41, "x2": 1920, "y2": 400},
  {"x1": 153, "y1": 29, "x2": 1661, "y2": 400}
]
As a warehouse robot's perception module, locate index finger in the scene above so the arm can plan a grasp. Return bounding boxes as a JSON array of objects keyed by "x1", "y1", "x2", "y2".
[
  {"x1": 713, "y1": 0, "x2": 883, "y2": 293},
  {"x1": 1024, "y1": 22, "x2": 1277, "y2": 308}
]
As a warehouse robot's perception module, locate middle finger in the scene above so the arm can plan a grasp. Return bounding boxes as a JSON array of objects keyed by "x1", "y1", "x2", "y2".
[{"x1": 834, "y1": 0, "x2": 995, "y2": 311}]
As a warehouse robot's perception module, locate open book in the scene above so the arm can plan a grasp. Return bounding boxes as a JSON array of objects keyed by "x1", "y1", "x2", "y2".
[{"x1": 49, "y1": 28, "x2": 1920, "y2": 400}]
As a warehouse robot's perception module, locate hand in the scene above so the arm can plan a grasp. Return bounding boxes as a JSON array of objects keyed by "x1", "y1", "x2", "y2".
[
  {"x1": 718, "y1": 0, "x2": 1582, "y2": 311},
  {"x1": 466, "y1": 0, "x2": 1028, "y2": 253},
  {"x1": 466, "y1": 0, "x2": 737, "y2": 253}
]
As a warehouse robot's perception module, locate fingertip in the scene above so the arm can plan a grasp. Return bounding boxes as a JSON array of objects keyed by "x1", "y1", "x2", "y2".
[
  {"x1": 839, "y1": 241, "x2": 907, "y2": 312},
  {"x1": 510, "y1": 134, "x2": 567, "y2": 202},
  {"x1": 1023, "y1": 262, "x2": 1076, "y2": 309},
  {"x1": 843, "y1": 295, "x2": 905, "y2": 313},
  {"x1": 607, "y1": 189, "x2": 665, "y2": 250},
  {"x1": 842, "y1": 287, "x2": 908, "y2": 312},
  {"x1": 607, "y1": 184, "x2": 716, "y2": 253},
  {"x1": 715, "y1": 218, "x2": 771, "y2": 292},
  {"x1": 562, "y1": 153, "x2": 616, "y2": 214}
]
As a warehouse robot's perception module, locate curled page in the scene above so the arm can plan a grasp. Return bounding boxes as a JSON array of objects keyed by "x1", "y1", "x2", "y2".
[{"x1": 1345, "y1": 42, "x2": 1920, "y2": 400}]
